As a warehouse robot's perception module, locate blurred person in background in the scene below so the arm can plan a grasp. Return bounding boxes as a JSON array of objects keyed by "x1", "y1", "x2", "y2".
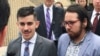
[
  {"x1": 0, "y1": 0, "x2": 10, "y2": 47},
  {"x1": 88, "y1": 0, "x2": 100, "y2": 36},
  {"x1": 35, "y1": 0, "x2": 64, "y2": 46},
  {"x1": 75, "y1": 0, "x2": 92, "y2": 11},
  {"x1": 54, "y1": 2, "x2": 63, "y2": 8}
]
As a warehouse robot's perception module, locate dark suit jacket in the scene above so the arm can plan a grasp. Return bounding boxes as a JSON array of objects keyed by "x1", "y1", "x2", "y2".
[
  {"x1": 7, "y1": 34, "x2": 57, "y2": 56},
  {"x1": 88, "y1": 10, "x2": 100, "y2": 36},
  {"x1": 35, "y1": 4, "x2": 64, "y2": 40}
]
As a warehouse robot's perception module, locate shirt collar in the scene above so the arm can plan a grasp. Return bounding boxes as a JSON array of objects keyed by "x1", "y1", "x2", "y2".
[
  {"x1": 93, "y1": 10, "x2": 100, "y2": 16},
  {"x1": 43, "y1": 4, "x2": 53, "y2": 11},
  {"x1": 22, "y1": 32, "x2": 37, "y2": 44}
]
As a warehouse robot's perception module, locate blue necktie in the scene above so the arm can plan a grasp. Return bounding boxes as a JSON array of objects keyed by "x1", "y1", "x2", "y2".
[
  {"x1": 24, "y1": 41, "x2": 30, "y2": 56},
  {"x1": 46, "y1": 8, "x2": 51, "y2": 39}
]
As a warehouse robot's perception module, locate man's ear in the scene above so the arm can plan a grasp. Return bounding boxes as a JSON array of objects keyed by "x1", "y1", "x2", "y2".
[
  {"x1": 0, "y1": 26, "x2": 7, "y2": 46},
  {"x1": 16, "y1": 22, "x2": 19, "y2": 26},
  {"x1": 35, "y1": 21, "x2": 40, "y2": 29},
  {"x1": 83, "y1": 18, "x2": 87, "y2": 28}
]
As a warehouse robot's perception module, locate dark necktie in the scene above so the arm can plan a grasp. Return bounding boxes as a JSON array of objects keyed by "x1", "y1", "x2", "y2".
[
  {"x1": 46, "y1": 8, "x2": 51, "y2": 39},
  {"x1": 24, "y1": 41, "x2": 30, "y2": 56},
  {"x1": 92, "y1": 13, "x2": 99, "y2": 32}
]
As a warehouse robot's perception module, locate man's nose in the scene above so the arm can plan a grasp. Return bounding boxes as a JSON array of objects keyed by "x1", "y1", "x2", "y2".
[
  {"x1": 24, "y1": 24, "x2": 28, "y2": 30},
  {"x1": 65, "y1": 24, "x2": 71, "y2": 30}
]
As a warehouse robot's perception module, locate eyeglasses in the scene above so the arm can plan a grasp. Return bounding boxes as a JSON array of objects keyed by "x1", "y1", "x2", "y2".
[{"x1": 63, "y1": 20, "x2": 79, "y2": 27}]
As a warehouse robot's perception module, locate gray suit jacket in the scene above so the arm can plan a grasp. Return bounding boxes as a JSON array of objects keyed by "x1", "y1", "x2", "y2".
[
  {"x1": 7, "y1": 34, "x2": 57, "y2": 56},
  {"x1": 58, "y1": 31, "x2": 100, "y2": 56}
]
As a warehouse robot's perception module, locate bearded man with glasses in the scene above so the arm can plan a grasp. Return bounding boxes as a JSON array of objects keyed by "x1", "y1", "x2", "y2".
[{"x1": 58, "y1": 4, "x2": 100, "y2": 56}]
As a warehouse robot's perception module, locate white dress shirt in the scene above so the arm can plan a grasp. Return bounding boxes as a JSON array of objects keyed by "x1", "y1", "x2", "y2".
[
  {"x1": 43, "y1": 4, "x2": 56, "y2": 40},
  {"x1": 21, "y1": 32, "x2": 37, "y2": 56},
  {"x1": 43, "y1": 4, "x2": 53, "y2": 23}
]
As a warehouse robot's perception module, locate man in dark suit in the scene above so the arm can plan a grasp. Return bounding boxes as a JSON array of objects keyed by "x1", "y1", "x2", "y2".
[
  {"x1": 7, "y1": 6, "x2": 57, "y2": 56},
  {"x1": 88, "y1": 0, "x2": 100, "y2": 36},
  {"x1": 35, "y1": 0, "x2": 64, "y2": 41}
]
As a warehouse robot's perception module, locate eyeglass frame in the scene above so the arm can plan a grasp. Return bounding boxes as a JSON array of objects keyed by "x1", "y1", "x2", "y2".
[{"x1": 62, "y1": 20, "x2": 80, "y2": 27}]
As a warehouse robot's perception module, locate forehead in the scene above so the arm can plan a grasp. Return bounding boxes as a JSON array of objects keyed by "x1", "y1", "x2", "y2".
[
  {"x1": 18, "y1": 15, "x2": 35, "y2": 22},
  {"x1": 64, "y1": 12, "x2": 79, "y2": 21}
]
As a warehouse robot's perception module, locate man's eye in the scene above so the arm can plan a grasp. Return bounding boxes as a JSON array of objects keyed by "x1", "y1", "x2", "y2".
[
  {"x1": 20, "y1": 23, "x2": 25, "y2": 26},
  {"x1": 27, "y1": 22, "x2": 33, "y2": 25},
  {"x1": 69, "y1": 21, "x2": 74, "y2": 24}
]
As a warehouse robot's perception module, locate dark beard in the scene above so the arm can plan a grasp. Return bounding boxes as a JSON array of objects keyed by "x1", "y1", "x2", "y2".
[{"x1": 69, "y1": 25, "x2": 83, "y2": 41}]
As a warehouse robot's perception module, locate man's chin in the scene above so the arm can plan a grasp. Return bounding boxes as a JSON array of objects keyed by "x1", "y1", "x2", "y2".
[
  {"x1": 68, "y1": 34, "x2": 76, "y2": 40},
  {"x1": 68, "y1": 32, "x2": 73, "y2": 37},
  {"x1": 23, "y1": 37, "x2": 31, "y2": 40}
]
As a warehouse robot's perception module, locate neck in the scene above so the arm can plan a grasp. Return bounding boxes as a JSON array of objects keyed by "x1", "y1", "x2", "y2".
[
  {"x1": 73, "y1": 30, "x2": 86, "y2": 44},
  {"x1": 95, "y1": 8, "x2": 100, "y2": 12},
  {"x1": 44, "y1": 3, "x2": 52, "y2": 7}
]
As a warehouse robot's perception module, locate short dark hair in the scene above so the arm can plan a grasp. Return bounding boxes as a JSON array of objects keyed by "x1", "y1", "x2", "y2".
[
  {"x1": 0, "y1": 0, "x2": 10, "y2": 31},
  {"x1": 17, "y1": 6, "x2": 37, "y2": 20},
  {"x1": 65, "y1": 4, "x2": 92, "y2": 31}
]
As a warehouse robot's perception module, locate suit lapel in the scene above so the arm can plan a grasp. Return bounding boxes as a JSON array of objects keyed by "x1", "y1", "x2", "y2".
[
  {"x1": 63, "y1": 37, "x2": 70, "y2": 56},
  {"x1": 40, "y1": 5, "x2": 47, "y2": 35},
  {"x1": 32, "y1": 35, "x2": 43, "y2": 56},
  {"x1": 15, "y1": 37, "x2": 22, "y2": 56},
  {"x1": 52, "y1": 6, "x2": 56, "y2": 27},
  {"x1": 78, "y1": 32, "x2": 92, "y2": 56},
  {"x1": 95, "y1": 17, "x2": 100, "y2": 34},
  {"x1": 88, "y1": 11, "x2": 93, "y2": 20},
  {"x1": 15, "y1": 44, "x2": 21, "y2": 56}
]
